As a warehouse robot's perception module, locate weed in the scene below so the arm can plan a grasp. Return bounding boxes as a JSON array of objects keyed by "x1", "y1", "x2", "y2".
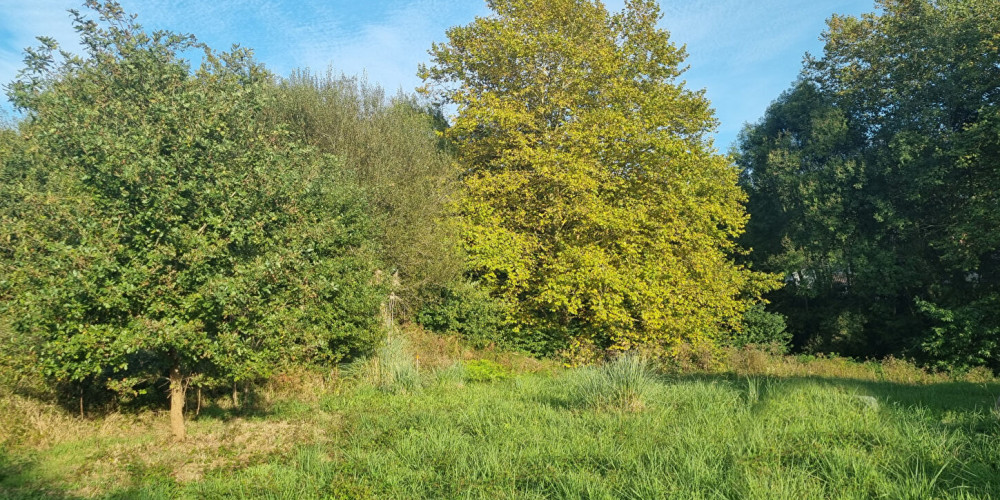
[{"x1": 432, "y1": 362, "x2": 467, "y2": 388}]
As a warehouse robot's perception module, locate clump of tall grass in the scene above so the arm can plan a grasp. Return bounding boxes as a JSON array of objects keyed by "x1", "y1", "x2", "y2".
[
  {"x1": 569, "y1": 353, "x2": 657, "y2": 412},
  {"x1": 346, "y1": 335, "x2": 421, "y2": 393},
  {"x1": 432, "y1": 362, "x2": 467, "y2": 389}
]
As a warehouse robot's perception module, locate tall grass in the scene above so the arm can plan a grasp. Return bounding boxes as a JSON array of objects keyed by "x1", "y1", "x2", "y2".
[
  {"x1": 346, "y1": 335, "x2": 421, "y2": 393},
  {"x1": 1, "y1": 347, "x2": 999, "y2": 498},
  {"x1": 568, "y1": 354, "x2": 657, "y2": 411}
]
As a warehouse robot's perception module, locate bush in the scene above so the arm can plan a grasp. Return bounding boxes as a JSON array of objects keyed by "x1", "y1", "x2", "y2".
[
  {"x1": 463, "y1": 360, "x2": 510, "y2": 383},
  {"x1": 735, "y1": 304, "x2": 792, "y2": 353},
  {"x1": 416, "y1": 281, "x2": 513, "y2": 349},
  {"x1": 917, "y1": 297, "x2": 1000, "y2": 373}
]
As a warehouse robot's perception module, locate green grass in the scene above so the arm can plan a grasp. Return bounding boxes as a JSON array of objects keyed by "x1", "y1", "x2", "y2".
[{"x1": 2, "y1": 363, "x2": 999, "y2": 499}]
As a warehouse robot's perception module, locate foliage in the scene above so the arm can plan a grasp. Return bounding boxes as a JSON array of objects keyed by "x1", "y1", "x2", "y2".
[
  {"x1": 420, "y1": 0, "x2": 778, "y2": 355},
  {"x1": 734, "y1": 304, "x2": 792, "y2": 352},
  {"x1": 266, "y1": 70, "x2": 464, "y2": 313},
  {"x1": 737, "y1": 0, "x2": 1000, "y2": 366},
  {"x1": 917, "y1": 297, "x2": 1000, "y2": 373},
  {"x1": 462, "y1": 359, "x2": 511, "y2": 383},
  {"x1": 415, "y1": 281, "x2": 515, "y2": 350},
  {"x1": 0, "y1": 2, "x2": 384, "y2": 432}
]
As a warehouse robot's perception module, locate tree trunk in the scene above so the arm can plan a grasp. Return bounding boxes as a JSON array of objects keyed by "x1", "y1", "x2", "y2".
[
  {"x1": 196, "y1": 386, "x2": 202, "y2": 416},
  {"x1": 232, "y1": 382, "x2": 239, "y2": 409},
  {"x1": 169, "y1": 365, "x2": 186, "y2": 440}
]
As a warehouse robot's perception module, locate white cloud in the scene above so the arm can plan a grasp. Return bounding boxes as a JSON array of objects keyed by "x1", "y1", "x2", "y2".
[{"x1": 0, "y1": 0, "x2": 873, "y2": 147}]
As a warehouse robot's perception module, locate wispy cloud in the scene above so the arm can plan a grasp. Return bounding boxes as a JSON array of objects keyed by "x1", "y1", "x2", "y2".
[{"x1": 0, "y1": 0, "x2": 874, "y2": 148}]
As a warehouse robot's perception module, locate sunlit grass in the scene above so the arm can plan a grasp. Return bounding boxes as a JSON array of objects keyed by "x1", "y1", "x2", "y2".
[{"x1": 2, "y1": 352, "x2": 999, "y2": 499}]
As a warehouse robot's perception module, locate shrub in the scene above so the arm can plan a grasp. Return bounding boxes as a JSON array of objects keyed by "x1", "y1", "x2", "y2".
[
  {"x1": 416, "y1": 281, "x2": 514, "y2": 349},
  {"x1": 660, "y1": 342, "x2": 719, "y2": 374},
  {"x1": 917, "y1": 297, "x2": 1000, "y2": 373},
  {"x1": 463, "y1": 360, "x2": 510, "y2": 383},
  {"x1": 734, "y1": 304, "x2": 792, "y2": 353}
]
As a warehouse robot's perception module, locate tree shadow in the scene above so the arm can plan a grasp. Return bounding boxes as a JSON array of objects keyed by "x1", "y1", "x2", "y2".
[
  {"x1": 0, "y1": 451, "x2": 83, "y2": 500},
  {"x1": 666, "y1": 371, "x2": 1000, "y2": 416},
  {"x1": 1, "y1": 450, "x2": 179, "y2": 500}
]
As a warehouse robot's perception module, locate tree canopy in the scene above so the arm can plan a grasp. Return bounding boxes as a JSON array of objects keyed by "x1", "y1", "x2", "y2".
[
  {"x1": 421, "y1": 0, "x2": 777, "y2": 359},
  {"x1": 1, "y1": 1, "x2": 385, "y2": 438},
  {"x1": 738, "y1": 0, "x2": 1000, "y2": 369}
]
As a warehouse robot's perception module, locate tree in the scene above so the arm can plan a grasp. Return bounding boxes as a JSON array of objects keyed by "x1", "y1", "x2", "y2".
[
  {"x1": 738, "y1": 0, "x2": 1000, "y2": 367},
  {"x1": 420, "y1": 0, "x2": 777, "y2": 358},
  {"x1": 266, "y1": 70, "x2": 465, "y2": 311},
  {"x1": 1, "y1": 1, "x2": 384, "y2": 438}
]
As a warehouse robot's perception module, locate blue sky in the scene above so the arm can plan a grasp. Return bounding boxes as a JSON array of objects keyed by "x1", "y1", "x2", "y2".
[{"x1": 0, "y1": 0, "x2": 875, "y2": 151}]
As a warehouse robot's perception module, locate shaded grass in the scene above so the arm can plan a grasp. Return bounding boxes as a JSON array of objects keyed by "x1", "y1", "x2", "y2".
[{"x1": 1, "y1": 357, "x2": 999, "y2": 499}]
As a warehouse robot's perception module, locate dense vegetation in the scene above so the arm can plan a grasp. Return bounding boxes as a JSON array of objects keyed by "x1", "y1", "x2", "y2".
[
  {"x1": 0, "y1": 0, "x2": 999, "y2": 497},
  {"x1": 738, "y1": 0, "x2": 1000, "y2": 371}
]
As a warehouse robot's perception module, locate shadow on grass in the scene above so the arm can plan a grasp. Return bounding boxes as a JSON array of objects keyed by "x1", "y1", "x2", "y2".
[
  {"x1": 700, "y1": 372, "x2": 995, "y2": 409},
  {"x1": 0, "y1": 451, "x2": 82, "y2": 500}
]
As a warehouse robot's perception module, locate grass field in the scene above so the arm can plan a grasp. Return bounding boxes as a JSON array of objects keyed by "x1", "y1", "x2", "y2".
[{"x1": 1, "y1": 342, "x2": 999, "y2": 499}]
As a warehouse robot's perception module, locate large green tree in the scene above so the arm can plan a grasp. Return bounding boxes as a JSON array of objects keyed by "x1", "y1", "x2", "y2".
[
  {"x1": 739, "y1": 0, "x2": 1000, "y2": 367},
  {"x1": 421, "y1": 0, "x2": 776, "y2": 358},
  {"x1": 0, "y1": 2, "x2": 384, "y2": 438}
]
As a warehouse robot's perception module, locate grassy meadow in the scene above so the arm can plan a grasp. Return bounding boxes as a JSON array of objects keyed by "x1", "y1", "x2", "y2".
[{"x1": 1, "y1": 331, "x2": 998, "y2": 499}]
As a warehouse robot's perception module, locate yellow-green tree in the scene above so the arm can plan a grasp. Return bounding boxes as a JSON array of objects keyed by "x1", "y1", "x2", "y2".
[{"x1": 420, "y1": 0, "x2": 777, "y2": 358}]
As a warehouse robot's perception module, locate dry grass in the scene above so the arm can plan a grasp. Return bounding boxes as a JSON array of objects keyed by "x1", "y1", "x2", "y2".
[
  {"x1": 0, "y1": 391, "x2": 78, "y2": 449},
  {"x1": 403, "y1": 324, "x2": 556, "y2": 374},
  {"x1": 0, "y1": 388, "x2": 339, "y2": 497}
]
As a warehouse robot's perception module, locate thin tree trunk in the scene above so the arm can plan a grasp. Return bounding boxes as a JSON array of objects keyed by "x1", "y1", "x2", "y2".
[
  {"x1": 169, "y1": 365, "x2": 186, "y2": 440},
  {"x1": 196, "y1": 386, "x2": 202, "y2": 416},
  {"x1": 79, "y1": 388, "x2": 84, "y2": 419},
  {"x1": 232, "y1": 382, "x2": 239, "y2": 409}
]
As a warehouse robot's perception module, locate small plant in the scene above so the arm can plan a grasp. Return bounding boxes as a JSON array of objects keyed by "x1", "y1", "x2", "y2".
[
  {"x1": 743, "y1": 375, "x2": 774, "y2": 407},
  {"x1": 570, "y1": 354, "x2": 657, "y2": 412},
  {"x1": 464, "y1": 359, "x2": 511, "y2": 383}
]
